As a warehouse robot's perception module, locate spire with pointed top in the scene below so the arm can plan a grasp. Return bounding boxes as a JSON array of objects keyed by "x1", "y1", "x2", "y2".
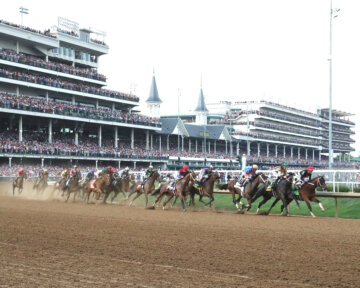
[
  {"x1": 146, "y1": 70, "x2": 162, "y2": 103},
  {"x1": 194, "y1": 86, "x2": 208, "y2": 112}
]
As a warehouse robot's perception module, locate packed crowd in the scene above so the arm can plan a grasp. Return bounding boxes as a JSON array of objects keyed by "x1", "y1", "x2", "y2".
[
  {"x1": 0, "y1": 48, "x2": 106, "y2": 81},
  {"x1": 57, "y1": 28, "x2": 79, "y2": 37},
  {"x1": 0, "y1": 68, "x2": 139, "y2": 102},
  {"x1": 0, "y1": 93, "x2": 161, "y2": 127},
  {"x1": 321, "y1": 123, "x2": 354, "y2": 134},
  {"x1": 250, "y1": 121, "x2": 320, "y2": 137},
  {"x1": 0, "y1": 19, "x2": 56, "y2": 39}
]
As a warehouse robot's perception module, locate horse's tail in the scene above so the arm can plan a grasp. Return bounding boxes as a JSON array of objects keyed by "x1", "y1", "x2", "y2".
[
  {"x1": 152, "y1": 184, "x2": 163, "y2": 196},
  {"x1": 218, "y1": 183, "x2": 228, "y2": 190}
]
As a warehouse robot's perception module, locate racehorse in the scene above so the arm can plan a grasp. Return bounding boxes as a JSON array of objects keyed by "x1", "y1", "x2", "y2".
[
  {"x1": 191, "y1": 172, "x2": 221, "y2": 207},
  {"x1": 280, "y1": 176, "x2": 328, "y2": 218},
  {"x1": 128, "y1": 170, "x2": 161, "y2": 207},
  {"x1": 85, "y1": 173, "x2": 110, "y2": 204},
  {"x1": 228, "y1": 173, "x2": 269, "y2": 211},
  {"x1": 64, "y1": 173, "x2": 81, "y2": 202},
  {"x1": 153, "y1": 171, "x2": 197, "y2": 211},
  {"x1": 109, "y1": 173, "x2": 135, "y2": 203},
  {"x1": 33, "y1": 174, "x2": 48, "y2": 194},
  {"x1": 12, "y1": 172, "x2": 27, "y2": 196}
]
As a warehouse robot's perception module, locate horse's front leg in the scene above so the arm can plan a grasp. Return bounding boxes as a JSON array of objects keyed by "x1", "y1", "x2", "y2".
[{"x1": 311, "y1": 196, "x2": 325, "y2": 212}]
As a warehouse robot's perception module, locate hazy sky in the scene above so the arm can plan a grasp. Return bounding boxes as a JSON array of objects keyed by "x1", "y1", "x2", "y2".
[{"x1": 1, "y1": 0, "x2": 359, "y2": 153}]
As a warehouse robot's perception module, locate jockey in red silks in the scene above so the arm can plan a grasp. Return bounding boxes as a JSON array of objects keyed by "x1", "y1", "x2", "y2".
[{"x1": 17, "y1": 167, "x2": 25, "y2": 177}]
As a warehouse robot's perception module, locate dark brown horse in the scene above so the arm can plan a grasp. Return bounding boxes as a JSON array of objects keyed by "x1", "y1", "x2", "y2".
[
  {"x1": 191, "y1": 172, "x2": 221, "y2": 207},
  {"x1": 12, "y1": 172, "x2": 27, "y2": 195},
  {"x1": 128, "y1": 171, "x2": 161, "y2": 207},
  {"x1": 228, "y1": 173, "x2": 269, "y2": 211},
  {"x1": 33, "y1": 174, "x2": 48, "y2": 194},
  {"x1": 280, "y1": 176, "x2": 328, "y2": 218},
  {"x1": 85, "y1": 174, "x2": 110, "y2": 203},
  {"x1": 65, "y1": 173, "x2": 82, "y2": 202},
  {"x1": 110, "y1": 173, "x2": 135, "y2": 203}
]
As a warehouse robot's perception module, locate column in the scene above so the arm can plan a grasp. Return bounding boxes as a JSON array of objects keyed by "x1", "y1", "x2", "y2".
[
  {"x1": 225, "y1": 141, "x2": 228, "y2": 154},
  {"x1": 167, "y1": 135, "x2": 170, "y2": 150},
  {"x1": 98, "y1": 125, "x2": 102, "y2": 147},
  {"x1": 9, "y1": 157, "x2": 12, "y2": 168},
  {"x1": 208, "y1": 141, "x2": 211, "y2": 154},
  {"x1": 72, "y1": 95, "x2": 75, "y2": 104},
  {"x1": 112, "y1": 103, "x2": 115, "y2": 112},
  {"x1": 283, "y1": 145, "x2": 286, "y2": 158},
  {"x1": 305, "y1": 148, "x2": 308, "y2": 160},
  {"x1": 298, "y1": 147, "x2": 300, "y2": 160},
  {"x1": 118, "y1": 161, "x2": 121, "y2": 170},
  {"x1": 75, "y1": 131, "x2": 79, "y2": 145},
  {"x1": 159, "y1": 135, "x2": 162, "y2": 152},
  {"x1": 45, "y1": 55, "x2": 49, "y2": 62},
  {"x1": 188, "y1": 139, "x2": 191, "y2": 152},
  {"x1": 150, "y1": 133, "x2": 153, "y2": 150},
  {"x1": 257, "y1": 143, "x2": 260, "y2": 157},
  {"x1": 181, "y1": 136, "x2": 184, "y2": 152},
  {"x1": 146, "y1": 130, "x2": 149, "y2": 150},
  {"x1": 236, "y1": 142, "x2": 239, "y2": 156},
  {"x1": 275, "y1": 144, "x2": 278, "y2": 158},
  {"x1": 312, "y1": 149, "x2": 315, "y2": 161},
  {"x1": 266, "y1": 143, "x2": 269, "y2": 157},
  {"x1": 195, "y1": 139, "x2": 198, "y2": 153},
  {"x1": 19, "y1": 116, "x2": 23, "y2": 142},
  {"x1": 319, "y1": 150, "x2": 321, "y2": 161},
  {"x1": 16, "y1": 86, "x2": 19, "y2": 97},
  {"x1": 41, "y1": 158, "x2": 44, "y2": 168},
  {"x1": 46, "y1": 91, "x2": 49, "y2": 102},
  {"x1": 95, "y1": 160, "x2": 98, "y2": 169},
  {"x1": 214, "y1": 140, "x2": 217, "y2": 154},
  {"x1": 247, "y1": 141, "x2": 251, "y2": 156},
  {"x1": 95, "y1": 99, "x2": 99, "y2": 109},
  {"x1": 114, "y1": 126, "x2": 118, "y2": 148},
  {"x1": 291, "y1": 147, "x2": 294, "y2": 159},
  {"x1": 16, "y1": 40, "x2": 19, "y2": 53},
  {"x1": 131, "y1": 128, "x2": 134, "y2": 149},
  {"x1": 48, "y1": 119, "x2": 52, "y2": 143},
  {"x1": 9, "y1": 118, "x2": 13, "y2": 131},
  {"x1": 133, "y1": 162, "x2": 137, "y2": 169}
]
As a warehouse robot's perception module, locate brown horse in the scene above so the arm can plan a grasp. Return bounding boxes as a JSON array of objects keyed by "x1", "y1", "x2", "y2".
[
  {"x1": 65, "y1": 173, "x2": 82, "y2": 202},
  {"x1": 128, "y1": 171, "x2": 161, "y2": 207},
  {"x1": 152, "y1": 171, "x2": 197, "y2": 211},
  {"x1": 280, "y1": 176, "x2": 328, "y2": 218},
  {"x1": 229, "y1": 173, "x2": 269, "y2": 211},
  {"x1": 12, "y1": 172, "x2": 27, "y2": 195},
  {"x1": 110, "y1": 173, "x2": 135, "y2": 203},
  {"x1": 33, "y1": 174, "x2": 48, "y2": 194},
  {"x1": 85, "y1": 174, "x2": 110, "y2": 203},
  {"x1": 191, "y1": 172, "x2": 221, "y2": 207}
]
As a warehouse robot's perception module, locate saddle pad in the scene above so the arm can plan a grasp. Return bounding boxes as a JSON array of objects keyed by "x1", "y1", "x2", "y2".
[
  {"x1": 266, "y1": 186, "x2": 272, "y2": 192},
  {"x1": 137, "y1": 184, "x2": 142, "y2": 190},
  {"x1": 90, "y1": 180, "x2": 96, "y2": 189}
]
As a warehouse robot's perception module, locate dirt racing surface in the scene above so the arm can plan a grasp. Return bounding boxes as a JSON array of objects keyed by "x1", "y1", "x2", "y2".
[{"x1": 1, "y1": 185, "x2": 360, "y2": 287}]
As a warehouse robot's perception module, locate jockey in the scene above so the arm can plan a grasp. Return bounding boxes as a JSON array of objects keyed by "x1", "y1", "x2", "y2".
[
  {"x1": 196, "y1": 165, "x2": 213, "y2": 187},
  {"x1": 177, "y1": 165, "x2": 189, "y2": 180},
  {"x1": 70, "y1": 165, "x2": 79, "y2": 177},
  {"x1": 242, "y1": 164, "x2": 258, "y2": 187},
  {"x1": 272, "y1": 162, "x2": 288, "y2": 188},
  {"x1": 85, "y1": 169, "x2": 95, "y2": 182},
  {"x1": 143, "y1": 165, "x2": 154, "y2": 182},
  {"x1": 300, "y1": 166, "x2": 314, "y2": 183},
  {"x1": 119, "y1": 167, "x2": 130, "y2": 178},
  {"x1": 17, "y1": 167, "x2": 25, "y2": 177},
  {"x1": 106, "y1": 165, "x2": 114, "y2": 175},
  {"x1": 61, "y1": 168, "x2": 70, "y2": 179}
]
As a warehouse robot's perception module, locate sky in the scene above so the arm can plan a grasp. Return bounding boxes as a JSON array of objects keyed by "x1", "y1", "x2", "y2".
[{"x1": 1, "y1": 0, "x2": 360, "y2": 154}]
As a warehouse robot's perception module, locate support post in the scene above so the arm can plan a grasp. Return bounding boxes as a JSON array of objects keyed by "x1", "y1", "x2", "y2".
[
  {"x1": 214, "y1": 140, "x2": 217, "y2": 154},
  {"x1": 275, "y1": 145, "x2": 278, "y2": 158},
  {"x1": 98, "y1": 125, "x2": 102, "y2": 147},
  {"x1": 134, "y1": 162, "x2": 137, "y2": 169},
  {"x1": 75, "y1": 132, "x2": 78, "y2": 145},
  {"x1": 16, "y1": 86, "x2": 19, "y2": 97},
  {"x1": 150, "y1": 133, "x2": 153, "y2": 150},
  {"x1": 182, "y1": 136, "x2": 184, "y2": 152},
  {"x1": 167, "y1": 135, "x2": 169, "y2": 151},
  {"x1": 195, "y1": 139, "x2": 198, "y2": 153},
  {"x1": 319, "y1": 150, "x2": 321, "y2": 161},
  {"x1": 283, "y1": 145, "x2": 286, "y2": 158},
  {"x1": 48, "y1": 119, "x2": 52, "y2": 143},
  {"x1": 41, "y1": 158, "x2": 44, "y2": 168},
  {"x1": 146, "y1": 130, "x2": 149, "y2": 150},
  {"x1": 95, "y1": 160, "x2": 98, "y2": 169},
  {"x1": 72, "y1": 95, "x2": 75, "y2": 105},
  {"x1": 291, "y1": 146, "x2": 293, "y2": 159},
  {"x1": 118, "y1": 161, "x2": 121, "y2": 170},
  {"x1": 9, "y1": 157, "x2": 12, "y2": 168},
  {"x1": 209, "y1": 141, "x2": 211, "y2": 154},
  {"x1": 19, "y1": 116, "x2": 23, "y2": 142},
  {"x1": 225, "y1": 141, "x2": 228, "y2": 155},
  {"x1": 236, "y1": 142, "x2": 239, "y2": 156},
  {"x1": 247, "y1": 141, "x2": 251, "y2": 156},
  {"x1": 114, "y1": 126, "x2": 118, "y2": 148},
  {"x1": 257, "y1": 143, "x2": 260, "y2": 157},
  {"x1": 95, "y1": 100, "x2": 99, "y2": 109},
  {"x1": 131, "y1": 128, "x2": 134, "y2": 149},
  {"x1": 298, "y1": 147, "x2": 300, "y2": 160},
  {"x1": 159, "y1": 135, "x2": 162, "y2": 152},
  {"x1": 267, "y1": 143, "x2": 269, "y2": 157},
  {"x1": 305, "y1": 148, "x2": 308, "y2": 160},
  {"x1": 112, "y1": 103, "x2": 115, "y2": 112},
  {"x1": 46, "y1": 91, "x2": 49, "y2": 102},
  {"x1": 313, "y1": 149, "x2": 315, "y2": 161},
  {"x1": 189, "y1": 139, "x2": 191, "y2": 152}
]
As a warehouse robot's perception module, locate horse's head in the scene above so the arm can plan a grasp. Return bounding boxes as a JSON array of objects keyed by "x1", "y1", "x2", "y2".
[
  {"x1": 316, "y1": 176, "x2": 328, "y2": 191},
  {"x1": 256, "y1": 173, "x2": 269, "y2": 185},
  {"x1": 153, "y1": 170, "x2": 161, "y2": 182},
  {"x1": 102, "y1": 173, "x2": 110, "y2": 186}
]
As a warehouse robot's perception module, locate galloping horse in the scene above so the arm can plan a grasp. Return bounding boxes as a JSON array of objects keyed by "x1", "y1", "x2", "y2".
[
  {"x1": 33, "y1": 174, "x2": 48, "y2": 194},
  {"x1": 109, "y1": 173, "x2": 135, "y2": 203},
  {"x1": 65, "y1": 173, "x2": 81, "y2": 202},
  {"x1": 128, "y1": 171, "x2": 161, "y2": 207},
  {"x1": 280, "y1": 176, "x2": 328, "y2": 218},
  {"x1": 85, "y1": 173, "x2": 110, "y2": 204},
  {"x1": 228, "y1": 173, "x2": 269, "y2": 211},
  {"x1": 12, "y1": 172, "x2": 27, "y2": 195},
  {"x1": 153, "y1": 171, "x2": 197, "y2": 211},
  {"x1": 191, "y1": 172, "x2": 221, "y2": 207}
]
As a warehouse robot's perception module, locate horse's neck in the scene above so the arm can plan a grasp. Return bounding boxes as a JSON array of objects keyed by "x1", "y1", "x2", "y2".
[{"x1": 204, "y1": 176, "x2": 216, "y2": 189}]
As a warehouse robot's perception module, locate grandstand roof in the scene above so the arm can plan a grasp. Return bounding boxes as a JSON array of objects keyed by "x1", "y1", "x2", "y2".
[
  {"x1": 319, "y1": 108, "x2": 354, "y2": 117},
  {"x1": 194, "y1": 87, "x2": 208, "y2": 112},
  {"x1": 146, "y1": 73, "x2": 162, "y2": 103}
]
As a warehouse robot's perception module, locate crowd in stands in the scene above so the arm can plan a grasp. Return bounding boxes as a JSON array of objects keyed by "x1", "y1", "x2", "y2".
[
  {"x1": 250, "y1": 121, "x2": 320, "y2": 137},
  {"x1": 0, "y1": 68, "x2": 139, "y2": 102},
  {"x1": 0, "y1": 48, "x2": 106, "y2": 81},
  {"x1": 90, "y1": 38, "x2": 107, "y2": 46},
  {"x1": 321, "y1": 123, "x2": 354, "y2": 134},
  {"x1": 0, "y1": 93, "x2": 161, "y2": 127},
  {"x1": 57, "y1": 28, "x2": 79, "y2": 37},
  {"x1": 0, "y1": 19, "x2": 56, "y2": 39}
]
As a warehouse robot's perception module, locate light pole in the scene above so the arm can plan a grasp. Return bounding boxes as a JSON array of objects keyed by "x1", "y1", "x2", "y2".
[
  {"x1": 19, "y1": 7, "x2": 29, "y2": 27},
  {"x1": 328, "y1": 0, "x2": 340, "y2": 169},
  {"x1": 177, "y1": 89, "x2": 181, "y2": 157}
]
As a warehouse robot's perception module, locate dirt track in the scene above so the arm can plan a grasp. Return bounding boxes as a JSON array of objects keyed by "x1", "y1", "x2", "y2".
[{"x1": 1, "y1": 183, "x2": 360, "y2": 287}]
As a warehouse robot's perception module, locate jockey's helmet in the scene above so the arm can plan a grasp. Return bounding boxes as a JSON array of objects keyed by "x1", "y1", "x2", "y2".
[
  {"x1": 73, "y1": 165, "x2": 78, "y2": 169},
  {"x1": 183, "y1": 165, "x2": 188, "y2": 171},
  {"x1": 149, "y1": 165, "x2": 154, "y2": 170},
  {"x1": 102, "y1": 168, "x2": 107, "y2": 173},
  {"x1": 307, "y1": 166, "x2": 314, "y2": 171},
  {"x1": 125, "y1": 167, "x2": 129, "y2": 171},
  {"x1": 283, "y1": 162, "x2": 288, "y2": 166},
  {"x1": 252, "y1": 164, "x2": 258, "y2": 169}
]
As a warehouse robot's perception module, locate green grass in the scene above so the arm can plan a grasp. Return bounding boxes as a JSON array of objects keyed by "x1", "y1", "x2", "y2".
[{"x1": 123, "y1": 192, "x2": 360, "y2": 219}]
